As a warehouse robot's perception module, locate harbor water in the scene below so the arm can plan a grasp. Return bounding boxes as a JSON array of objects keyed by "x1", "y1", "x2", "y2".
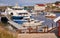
[{"x1": 32, "y1": 13, "x2": 60, "y2": 28}]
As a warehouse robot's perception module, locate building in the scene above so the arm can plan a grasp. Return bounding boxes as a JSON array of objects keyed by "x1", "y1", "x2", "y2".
[
  {"x1": 55, "y1": 3, "x2": 60, "y2": 8},
  {"x1": 34, "y1": 4, "x2": 46, "y2": 11}
]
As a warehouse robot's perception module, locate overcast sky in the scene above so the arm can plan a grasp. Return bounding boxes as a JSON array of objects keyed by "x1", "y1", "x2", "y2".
[{"x1": 0, "y1": 0, "x2": 60, "y2": 6}]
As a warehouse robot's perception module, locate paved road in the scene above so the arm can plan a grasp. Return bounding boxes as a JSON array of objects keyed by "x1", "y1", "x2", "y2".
[{"x1": 18, "y1": 33, "x2": 57, "y2": 38}]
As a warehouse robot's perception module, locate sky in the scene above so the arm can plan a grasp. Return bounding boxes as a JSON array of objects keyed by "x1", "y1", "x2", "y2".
[{"x1": 0, "y1": 0, "x2": 60, "y2": 6}]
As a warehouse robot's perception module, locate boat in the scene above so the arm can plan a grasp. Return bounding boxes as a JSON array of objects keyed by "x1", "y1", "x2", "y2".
[
  {"x1": 31, "y1": 10, "x2": 37, "y2": 15},
  {"x1": 2, "y1": 4, "x2": 45, "y2": 33},
  {"x1": 5, "y1": 7, "x2": 44, "y2": 26},
  {"x1": 4, "y1": 4, "x2": 31, "y2": 24},
  {"x1": 45, "y1": 12, "x2": 56, "y2": 19},
  {"x1": 23, "y1": 19, "x2": 44, "y2": 26}
]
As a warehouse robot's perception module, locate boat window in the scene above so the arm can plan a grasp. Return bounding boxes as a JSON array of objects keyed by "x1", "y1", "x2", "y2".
[
  {"x1": 10, "y1": 13, "x2": 13, "y2": 15},
  {"x1": 19, "y1": 17, "x2": 23, "y2": 19},
  {"x1": 24, "y1": 19, "x2": 29, "y2": 20},
  {"x1": 12, "y1": 8, "x2": 23, "y2": 10},
  {"x1": 18, "y1": 13, "x2": 28, "y2": 15},
  {"x1": 34, "y1": 21, "x2": 39, "y2": 23},
  {"x1": 31, "y1": 20, "x2": 34, "y2": 21},
  {"x1": 39, "y1": 30, "x2": 43, "y2": 31},
  {"x1": 18, "y1": 13, "x2": 22, "y2": 15},
  {"x1": 12, "y1": 17, "x2": 23, "y2": 20}
]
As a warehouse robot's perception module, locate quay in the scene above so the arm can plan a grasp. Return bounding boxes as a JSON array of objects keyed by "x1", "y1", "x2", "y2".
[{"x1": 17, "y1": 33, "x2": 57, "y2": 38}]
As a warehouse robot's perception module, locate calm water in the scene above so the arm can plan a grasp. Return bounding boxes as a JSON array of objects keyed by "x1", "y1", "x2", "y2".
[{"x1": 32, "y1": 13, "x2": 60, "y2": 27}]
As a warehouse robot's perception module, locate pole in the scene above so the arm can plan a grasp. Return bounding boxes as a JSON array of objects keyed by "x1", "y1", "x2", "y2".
[
  {"x1": 36, "y1": 26, "x2": 38, "y2": 33},
  {"x1": 56, "y1": 22, "x2": 57, "y2": 27},
  {"x1": 52, "y1": 23, "x2": 53, "y2": 28},
  {"x1": 47, "y1": 25, "x2": 48, "y2": 32}
]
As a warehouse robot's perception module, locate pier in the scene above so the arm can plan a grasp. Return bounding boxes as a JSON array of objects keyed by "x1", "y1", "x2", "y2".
[
  {"x1": 7, "y1": 20, "x2": 58, "y2": 33},
  {"x1": 17, "y1": 33, "x2": 57, "y2": 38}
]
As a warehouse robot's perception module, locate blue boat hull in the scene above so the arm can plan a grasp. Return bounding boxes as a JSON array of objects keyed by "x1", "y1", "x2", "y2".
[{"x1": 12, "y1": 16, "x2": 28, "y2": 24}]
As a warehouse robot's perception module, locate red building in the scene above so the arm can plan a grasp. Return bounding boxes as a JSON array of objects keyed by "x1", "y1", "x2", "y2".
[
  {"x1": 36, "y1": 4, "x2": 45, "y2": 6},
  {"x1": 54, "y1": 16, "x2": 60, "y2": 36}
]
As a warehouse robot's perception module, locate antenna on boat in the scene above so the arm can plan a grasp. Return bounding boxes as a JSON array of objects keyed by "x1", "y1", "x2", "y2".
[{"x1": 15, "y1": 2, "x2": 19, "y2": 7}]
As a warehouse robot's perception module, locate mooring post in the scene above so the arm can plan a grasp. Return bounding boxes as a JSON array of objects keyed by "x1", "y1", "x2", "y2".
[
  {"x1": 28, "y1": 26, "x2": 32, "y2": 33},
  {"x1": 47, "y1": 25, "x2": 48, "y2": 32},
  {"x1": 52, "y1": 23, "x2": 53, "y2": 28},
  {"x1": 36, "y1": 26, "x2": 38, "y2": 33}
]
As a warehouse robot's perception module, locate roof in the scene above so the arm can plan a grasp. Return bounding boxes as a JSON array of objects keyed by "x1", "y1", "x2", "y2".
[
  {"x1": 54, "y1": 16, "x2": 60, "y2": 22},
  {"x1": 36, "y1": 4, "x2": 45, "y2": 6}
]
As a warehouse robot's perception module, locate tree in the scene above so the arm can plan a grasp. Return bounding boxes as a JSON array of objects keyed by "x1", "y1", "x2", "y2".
[{"x1": 55, "y1": 1, "x2": 60, "y2": 5}]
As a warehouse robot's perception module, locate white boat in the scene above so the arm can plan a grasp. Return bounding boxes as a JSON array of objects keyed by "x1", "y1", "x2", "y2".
[
  {"x1": 3, "y1": 4, "x2": 44, "y2": 32},
  {"x1": 23, "y1": 19, "x2": 44, "y2": 26},
  {"x1": 45, "y1": 12, "x2": 56, "y2": 18},
  {"x1": 31, "y1": 10, "x2": 37, "y2": 15}
]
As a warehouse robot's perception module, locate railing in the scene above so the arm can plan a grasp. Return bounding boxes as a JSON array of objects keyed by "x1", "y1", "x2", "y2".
[
  {"x1": 7, "y1": 17, "x2": 58, "y2": 33},
  {"x1": 16, "y1": 24, "x2": 58, "y2": 33}
]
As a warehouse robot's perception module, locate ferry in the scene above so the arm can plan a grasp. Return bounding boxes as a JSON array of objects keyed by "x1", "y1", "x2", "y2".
[
  {"x1": 2, "y1": 4, "x2": 44, "y2": 31},
  {"x1": 4, "y1": 4, "x2": 31, "y2": 24}
]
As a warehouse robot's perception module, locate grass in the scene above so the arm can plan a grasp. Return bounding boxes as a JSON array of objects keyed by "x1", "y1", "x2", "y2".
[
  {"x1": 0, "y1": 22, "x2": 17, "y2": 38},
  {"x1": 0, "y1": 31, "x2": 16, "y2": 38}
]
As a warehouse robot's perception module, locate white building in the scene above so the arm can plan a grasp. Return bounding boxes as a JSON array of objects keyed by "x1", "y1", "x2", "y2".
[
  {"x1": 34, "y1": 4, "x2": 46, "y2": 11},
  {"x1": 55, "y1": 3, "x2": 60, "y2": 8}
]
